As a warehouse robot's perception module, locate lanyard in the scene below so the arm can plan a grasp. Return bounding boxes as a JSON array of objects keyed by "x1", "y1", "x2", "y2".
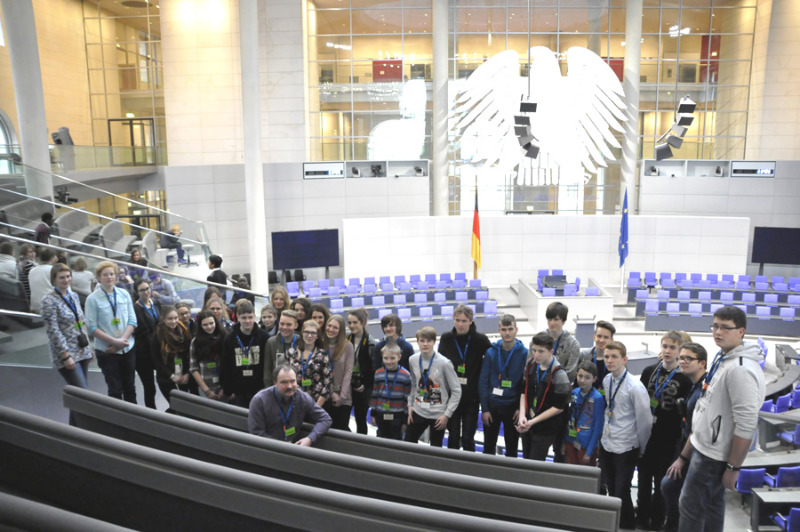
[
  {"x1": 591, "y1": 347, "x2": 597, "y2": 365},
  {"x1": 704, "y1": 351, "x2": 725, "y2": 392},
  {"x1": 273, "y1": 387, "x2": 294, "y2": 439},
  {"x1": 608, "y1": 370, "x2": 628, "y2": 415},
  {"x1": 54, "y1": 288, "x2": 79, "y2": 321},
  {"x1": 236, "y1": 334, "x2": 254, "y2": 364},
  {"x1": 497, "y1": 344, "x2": 516, "y2": 380},
  {"x1": 302, "y1": 349, "x2": 315, "y2": 381},
  {"x1": 281, "y1": 333, "x2": 297, "y2": 353},
  {"x1": 572, "y1": 391, "x2": 593, "y2": 426},
  {"x1": 419, "y1": 354, "x2": 435, "y2": 390},
  {"x1": 454, "y1": 334, "x2": 471, "y2": 363},
  {"x1": 384, "y1": 368, "x2": 400, "y2": 398},
  {"x1": 536, "y1": 357, "x2": 555, "y2": 388},
  {"x1": 104, "y1": 288, "x2": 118, "y2": 318},
  {"x1": 527, "y1": 358, "x2": 556, "y2": 413},
  {"x1": 652, "y1": 362, "x2": 679, "y2": 401},
  {"x1": 553, "y1": 333, "x2": 563, "y2": 357},
  {"x1": 139, "y1": 300, "x2": 158, "y2": 322}
]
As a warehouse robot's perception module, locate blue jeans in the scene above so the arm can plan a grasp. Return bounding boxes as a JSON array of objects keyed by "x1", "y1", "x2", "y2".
[
  {"x1": 679, "y1": 448, "x2": 726, "y2": 532},
  {"x1": 95, "y1": 348, "x2": 137, "y2": 404},
  {"x1": 58, "y1": 358, "x2": 91, "y2": 426},
  {"x1": 661, "y1": 468, "x2": 686, "y2": 531}
]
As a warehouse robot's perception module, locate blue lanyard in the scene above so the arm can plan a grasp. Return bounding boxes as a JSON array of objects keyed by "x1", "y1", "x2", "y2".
[
  {"x1": 553, "y1": 333, "x2": 562, "y2": 356},
  {"x1": 704, "y1": 351, "x2": 725, "y2": 391},
  {"x1": 419, "y1": 353, "x2": 435, "y2": 390},
  {"x1": 536, "y1": 357, "x2": 555, "y2": 389},
  {"x1": 272, "y1": 387, "x2": 294, "y2": 438},
  {"x1": 591, "y1": 346, "x2": 597, "y2": 365},
  {"x1": 497, "y1": 344, "x2": 516, "y2": 379},
  {"x1": 140, "y1": 300, "x2": 158, "y2": 322},
  {"x1": 608, "y1": 370, "x2": 628, "y2": 414},
  {"x1": 384, "y1": 368, "x2": 400, "y2": 399},
  {"x1": 572, "y1": 391, "x2": 593, "y2": 426},
  {"x1": 652, "y1": 362, "x2": 679, "y2": 401},
  {"x1": 236, "y1": 334, "x2": 254, "y2": 364},
  {"x1": 54, "y1": 288, "x2": 78, "y2": 316},
  {"x1": 454, "y1": 335, "x2": 471, "y2": 363},
  {"x1": 302, "y1": 349, "x2": 315, "y2": 381},
  {"x1": 281, "y1": 333, "x2": 297, "y2": 353},
  {"x1": 104, "y1": 288, "x2": 118, "y2": 318}
]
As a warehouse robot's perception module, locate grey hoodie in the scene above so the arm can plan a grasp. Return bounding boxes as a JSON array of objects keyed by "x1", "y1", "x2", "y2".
[{"x1": 690, "y1": 341, "x2": 765, "y2": 462}]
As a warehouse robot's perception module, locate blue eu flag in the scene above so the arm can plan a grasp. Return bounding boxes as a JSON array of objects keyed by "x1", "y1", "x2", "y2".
[{"x1": 618, "y1": 188, "x2": 629, "y2": 267}]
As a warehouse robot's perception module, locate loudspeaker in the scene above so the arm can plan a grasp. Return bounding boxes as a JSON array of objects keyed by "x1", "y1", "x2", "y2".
[{"x1": 655, "y1": 143, "x2": 673, "y2": 161}]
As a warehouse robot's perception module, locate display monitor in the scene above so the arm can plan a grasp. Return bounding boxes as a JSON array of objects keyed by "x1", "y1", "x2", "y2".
[
  {"x1": 751, "y1": 227, "x2": 800, "y2": 265},
  {"x1": 271, "y1": 229, "x2": 339, "y2": 270}
]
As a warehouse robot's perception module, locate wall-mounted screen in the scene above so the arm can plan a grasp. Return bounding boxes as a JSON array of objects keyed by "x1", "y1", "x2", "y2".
[
  {"x1": 752, "y1": 227, "x2": 800, "y2": 265},
  {"x1": 271, "y1": 229, "x2": 339, "y2": 270}
]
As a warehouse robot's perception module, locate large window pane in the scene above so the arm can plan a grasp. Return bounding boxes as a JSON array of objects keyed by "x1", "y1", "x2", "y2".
[
  {"x1": 312, "y1": 10, "x2": 351, "y2": 35},
  {"x1": 352, "y1": 35, "x2": 403, "y2": 60},
  {"x1": 455, "y1": 8, "x2": 507, "y2": 33},
  {"x1": 404, "y1": 9, "x2": 432, "y2": 33},
  {"x1": 531, "y1": 8, "x2": 558, "y2": 32},
  {"x1": 352, "y1": 9, "x2": 402, "y2": 34},
  {"x1": 312, "y1": 36, "x2": 353, "y2": 62}
]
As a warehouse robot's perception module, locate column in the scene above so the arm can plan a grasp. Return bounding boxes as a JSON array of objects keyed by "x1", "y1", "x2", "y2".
[
  {"x1": 620, "y1": 0, "x2": 642, "y2": 214},
  {"x1": 239, "y1": 0, "x2": 268, "y2": 293},
  {"x1": 1, "y1": 0, "x2": 53, "y2": 199},
  {"x1": 431, "y1": 0, "x2": 449, "y2": 215}
]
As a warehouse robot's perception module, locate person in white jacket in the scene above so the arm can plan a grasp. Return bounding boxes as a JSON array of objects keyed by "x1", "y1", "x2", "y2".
[{"x1": 679, "y1": 305, "x2": 765, "y2": 532}]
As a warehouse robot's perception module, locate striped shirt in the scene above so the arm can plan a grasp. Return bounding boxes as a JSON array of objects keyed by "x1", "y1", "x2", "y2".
[{"x1": 371, "y1": 367, "x2": 412, "y2": 413}]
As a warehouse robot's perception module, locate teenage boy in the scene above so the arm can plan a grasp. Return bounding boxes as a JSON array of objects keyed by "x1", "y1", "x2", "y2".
[
  {"x1": 371, "y1": 343, "x2": 412, "y2": 440},
  {"x1": 479, "y1": 314, "x2": 528, "y2": 458},
  {"x1": 564, "y1": 361, "x2": 606, "y2": 466},
  {"x1": 662, "y1": 342, "x2": 708, "y2": 532},
  {"x1": 679, "y1": 306, "x2": 765, "y2": 532},
  {"x1": 637, "y1": 330, "x2": 694, "y2": 531},
  {"x1": 517, "y1": 332, "x2": 571, "y2": 460},
  {"x1": 220, "y1": 300, "x2": 270, "y2": 407},
  {"x1": 263, "y1": 309, "x2": 299, "y2": 387},
  {"x1": 599, "y1": 340, "x2": 652, "y2": 530},
  {"x1": 371, "y1": 313, "x2": 414, "y2": 371},
  {"x1": 206, "y1": 254, "x2": 227, "y2": 286},
  {"x1": 406, "y1": 327, "x2": 462, "y2": 446},
  {"x1": 579, "y1": 320, "x2": 616, "y2": 390},
  {"x1": 438, "y1": 304, "x2": 491, "y2": 452},
  {"x1": 248, "y1": 365, "x2": 332, "y2": 446}
]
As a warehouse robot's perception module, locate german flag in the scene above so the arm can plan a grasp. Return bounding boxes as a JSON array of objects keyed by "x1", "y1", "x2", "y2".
[{"x1": 471, "y1": 187, "x2": 481, "y2": 271}]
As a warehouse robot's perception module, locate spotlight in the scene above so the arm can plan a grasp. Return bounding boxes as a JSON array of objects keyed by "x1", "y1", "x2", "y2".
[
  {"x1": 351, "y1": 167, "x2": 361, "y2": 177},
  {"x1": 677, "y1": 97, "x2": 696, "y2": 114}
]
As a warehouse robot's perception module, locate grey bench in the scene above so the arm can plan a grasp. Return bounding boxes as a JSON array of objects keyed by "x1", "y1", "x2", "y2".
[
  {"x1": 1, "y1": 403, "x2": 528, "y2": 532},
  {"x1": 65, "y1": 386, "x2": 618, "y2": 531}
]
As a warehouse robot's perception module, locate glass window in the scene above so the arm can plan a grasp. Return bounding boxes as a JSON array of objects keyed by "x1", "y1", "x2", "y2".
[
  {"x1": 312, "y1": 36, "x2": 353, "y2": 62},
  {"x1": 352, "y1": 9, "x2": 402, "y2": 34},
  {"x1": 312, "y1": 9, "x2": 351, "y2": 35},
  {"x1": 404, "y1": 9, "x2": 432, "y2": 33},
  {"x1": 352, "y1": 35, "x2": 403, "y2": 60},
  {"x1": 531, "y1": 8, "x2": 558, "y2": 32}
]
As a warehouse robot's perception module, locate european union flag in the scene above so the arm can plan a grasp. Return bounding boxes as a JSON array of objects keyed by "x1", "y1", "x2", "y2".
[{"x1": 618, "y1": 187, "x2": 629, "y2": 267}]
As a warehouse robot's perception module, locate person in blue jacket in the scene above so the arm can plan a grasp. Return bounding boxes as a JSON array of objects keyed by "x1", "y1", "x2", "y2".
[
  {"x1": 478, "y1": 314, "x2": 527, "y2": 457},
  {"x1": 564, "y1": 361, "x2": 606, "y2": 466}
]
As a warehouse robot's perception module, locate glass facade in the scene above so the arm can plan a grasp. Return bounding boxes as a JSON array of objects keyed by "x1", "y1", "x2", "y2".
[
  {"x1": 305, "y1": 0, "x2": 756, "y2": 214},
  {"x1": 81, "y1": 0, "x2": 166, "y2": 163}
]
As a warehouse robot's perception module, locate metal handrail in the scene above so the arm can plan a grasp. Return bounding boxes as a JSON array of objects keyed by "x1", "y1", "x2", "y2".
[{"x1": 0, "y1": 220, "x2": 137, "y2": 262}]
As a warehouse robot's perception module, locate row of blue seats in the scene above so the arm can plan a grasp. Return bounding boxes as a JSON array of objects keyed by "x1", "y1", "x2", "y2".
[
  {"x1": 630, "y1": 272, "x2": 800, "y2": 286},
  {"x1": 312, "y1": 289, "x2": 489, "y2": 309},
  {"x1": 542, "y1": 286, "x2": 601, "y2": 297},
  {"x1": 288, "y1": 276, "x2": 482, "y2": 298},
  {"x1": 642, "y1": 300, "x2": 796, "y2": 320},
  {"x1": 347, "y1": 300, "x2": 498, "y2": 322},
  {"x1": 637, "y1": 288, "x2": 800, "y2": 305}
]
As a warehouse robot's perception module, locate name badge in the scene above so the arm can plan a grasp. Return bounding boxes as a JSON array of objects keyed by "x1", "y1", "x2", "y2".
[
  {"x1": 501, "y1": 380, "x2": 512, "y2": 388},
  {"x1": 212, "y1": 377, "x2": 219, "y2": 384},
  {"x1": 598, "y1": 389, "x2": 605, "y2": 396},
  {"x1": 241, "y1": 358, "x2": 250, "y2": 365},
  {"x1": 302, "y1": 378, "x2": 312, "y2": 387},
  {"x1": 113, "y1": 329, "x2": 123, "y2": 338},
  {"x1": 284, "y1": 426, "x2": 296, "y2": 437},
  {"x1": 652, "y1": 414, "x2": 658, "y2": 425},
  {"x1": 111, "y1": 318, "x2": 121, "y2": 326},
  {"x1": 568, "y1": 428, "x2": 578, "y2": 438},
  {"x1": 650, "y1": 398, "x2": 659, "y2": 409},
  {"x1": 174, "y1": 358, "x2": 183, "y2": 374},
  {"x1": 383, "y1": 413, "x2": 394, "y2": 421},
  {"x1": 492, "y1": 387, "x2": 504, "y2": 396},
  {"x1": 529, "y1": 408, "x2": 535, "y2": 419},
  {"x1": 458, "y1": 377, "x2": 468, "y2": 385},
  {"x1": 207, "y1": 362, "x2": 217, "y2": 369},
  {"x1": 382, "y1": 402, "x2": 390, "y2": 411},
  {"x1": 457, "y1": 364, "x2": 466, "y2": 375},
  {"x1": 242, "y1": 369, "x2": 253, "y2": 377},
  {"x1": 574, "y1": 441, "x2": 582, "y2": 451}
]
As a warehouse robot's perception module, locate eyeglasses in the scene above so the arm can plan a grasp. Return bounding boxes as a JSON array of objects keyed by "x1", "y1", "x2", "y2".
[
  {"x1": 137, "y1": 287, "x2": 150, "y2": 293},
  {"x1": 710, "y1": 324, "x2": 739, "y2": 331},
  {"x1": 302, "y1": 331, "x2": 318, "y2": 336},
  {"x1": 678, "y1": 356, "x2": 698, "y2": 363}
]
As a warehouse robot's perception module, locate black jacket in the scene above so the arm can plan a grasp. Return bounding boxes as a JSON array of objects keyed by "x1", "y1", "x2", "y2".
[{"x1": 438, "y1": 322, "x2": 491, "y2": 405}]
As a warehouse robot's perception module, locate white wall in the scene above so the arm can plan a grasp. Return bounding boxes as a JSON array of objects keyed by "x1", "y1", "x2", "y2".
[
  {"x1": 343, "y1": 214, "x2": 750, "y2": 286},
  {"x1": 164, "y1": 163, "x2": 429, "y2": 276},
  {"x1": 639, "y1": 160, "x2": 800, "y2": 278}
]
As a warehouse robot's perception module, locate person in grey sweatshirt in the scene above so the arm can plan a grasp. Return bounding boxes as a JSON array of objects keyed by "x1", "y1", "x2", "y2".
[{"x1": 678, "y1": 306, "x2": 765, "y2": 532}]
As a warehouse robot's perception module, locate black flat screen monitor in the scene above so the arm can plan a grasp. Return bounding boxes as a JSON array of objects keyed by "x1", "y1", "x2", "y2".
[
  {"x1": 271, "y1": 229, "x2": 339, "y2": 270},
  {"x1": 751, "y1": 227, "x2": 800, "y2": 265}
]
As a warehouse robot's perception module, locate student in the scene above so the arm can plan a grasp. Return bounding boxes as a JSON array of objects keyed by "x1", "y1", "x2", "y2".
[
  {"x1": 206, "y1": 254, "x2": 227, "y2": 286},
  {"x1": 263, "y1": 309, "x2": 299, "y2": 387},
  {"x1": 219, "y1": 300, "x2": 270, "y2": 407},
  {"x1": 152, "y1": 305, "x2": 193, "y2": 406},
  {"x1": 579, "y1": 320, "x2": 615, "y2": 390},
  {"x1": 324, "y1": 315, "x2": 354, "y2": 430},
  {"x1": 370, "y1": 343, "x2": 412, "y2": 440},
  {"x1": 175, "y1": 301, "x2": 196, "y2": 337},
  {"x1": 637, "y1": 330, "x2": 693, "y2": 531},
  {"x1": 190, "y1": 310, "x2": 226, "y2": 400},
  {"x1": 292, "y1": 297, "x2": 311, "y2": 328},
  {"x1": 678, "y1": 306, "x2": 765, "y2": 532},
  {"x1": 29, "y1": 248, "x2": 58, "y2": 313},
  {"x1": 405, "y1": 327, "x2": 462, "y2": 447},
  {"x1": 34, "y1": 212, "x2": 53, "y2": 244},
  {"x1": 371, "y1": 313, "x2": 414, "y2": 371},
  {"x1": 347, "y1": 308, "x2": 375, "y2": 435},
  {"x1": 259, "y1": 305, "x2": 278, "y2": 337},
  {"x1": 662, "y1": 342, "x2": 708, "y2": 532},
  {"x1": 517, "y1": 332, "x2": 571, "y2": 461},
  {"x1": 287, "y1": 319, "x2": 332, "y2": 407},
  {"x1": 478, "y1": 314, "x2": 527, "y2": 458},
  {"x1": 205, "y1": 296, "x2": 233, "y2": 332},
  {"x1": 269, "y1": 286, "x2": 290, "y2": 318},
  {"x1": 599, "y1": 341, "x2": 652, "y2": 530},
  {"x1": 438, "y1": 304, "x2": 491, "y2": 452},
  {"x1": 309, "y1": 304, "x2": 331, "y2": 330},
  {"x1": 563, "y1": 361, "x2": 606, "y2": 466},
  {"x1": 132, "y1": 278, "x2": 161, "y2": 409}
]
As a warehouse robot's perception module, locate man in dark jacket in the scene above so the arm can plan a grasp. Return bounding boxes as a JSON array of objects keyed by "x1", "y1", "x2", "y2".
[
  {"x1": 439, "y1": 304, "x2": 490, "y2": 451},
  {"x1": 220, "y1": 300, "x2": 270, "y2": 407}
]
